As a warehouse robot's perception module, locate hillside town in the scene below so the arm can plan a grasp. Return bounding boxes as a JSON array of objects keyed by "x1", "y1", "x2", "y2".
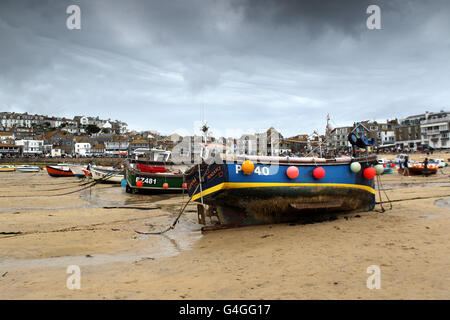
[{"x1": 0, "y1": 109, "x2": 449, "y2": 159}]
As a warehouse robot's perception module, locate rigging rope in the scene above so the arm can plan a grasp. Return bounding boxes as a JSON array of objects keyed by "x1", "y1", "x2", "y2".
[
  {"x1": 0, "y1": 169, "x2": 120, "y2": 198},
  {"x1": 375, "y1": 174, "x2": 392, "y2": 212},
  {"x1": 135, "y1": 162, "x2": 211, "y2": 235}
]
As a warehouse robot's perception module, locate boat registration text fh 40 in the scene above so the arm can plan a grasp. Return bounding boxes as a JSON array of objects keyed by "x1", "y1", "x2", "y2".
[{"x1": 235, "y1": 164, "x2": 270, "y2": 176}]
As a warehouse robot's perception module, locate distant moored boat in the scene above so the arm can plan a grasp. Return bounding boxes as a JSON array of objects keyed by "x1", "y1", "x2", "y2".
[
  {"x1": 125, "y1": 149, "x2": 187, "y2": 193},
  {"x1": 15, "y1": 165, "x2": 40, "y2": 173},
  {"x1": 0, "y1": 165, "x2": 15, "y2": 172},
  {"x1": 46, "y1": 165, "x2": 74, "y2": 177},
  {"x1": 90, "y1": 166, "x2": 124, "y2": 183}
]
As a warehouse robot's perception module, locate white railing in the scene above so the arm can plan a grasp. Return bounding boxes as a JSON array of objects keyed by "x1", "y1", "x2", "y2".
[{"x1": 421, "y1": 116, "x2": 449, "y2": 125}]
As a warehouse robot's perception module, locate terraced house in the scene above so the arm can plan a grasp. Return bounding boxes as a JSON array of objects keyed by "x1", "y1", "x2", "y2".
[{"x1": 421, "y1": 110, "x2": 450, "y2": 149}]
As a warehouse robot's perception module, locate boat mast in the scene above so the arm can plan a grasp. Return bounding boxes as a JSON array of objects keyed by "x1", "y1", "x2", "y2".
[{"x1": 198, "y1": 121, "x2": 209, "y2": 206}]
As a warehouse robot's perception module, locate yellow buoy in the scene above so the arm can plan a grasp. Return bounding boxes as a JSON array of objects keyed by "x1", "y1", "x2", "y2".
[{"x1": 242, "y1": 160, "x2": 255, "y2": 175}]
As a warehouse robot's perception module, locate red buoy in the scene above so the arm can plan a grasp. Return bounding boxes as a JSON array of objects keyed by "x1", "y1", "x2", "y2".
[
  {"x1": 136, "y1": 180, "x2": 144, "y2": 188},
  {"x1": 363, "y1": 167, "x2": 376, "y2": 180},
  {"x1": 182, "y1": 183, "x2": 188, "y2": 189},
  {"x1": 313, "y1": 167, "x2": 325, "y2": 179},
  {"x1": 163, "y1": 182, "x2": 169, "y2": 189},
  {"x1": 286, "y1": 166, "x2": 299, "y2": 179}
]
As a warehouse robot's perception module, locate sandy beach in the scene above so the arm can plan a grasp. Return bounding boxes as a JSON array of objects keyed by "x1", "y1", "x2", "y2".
[{"x1": 1, "y1": 156, "x2": 449, "y2": 299}]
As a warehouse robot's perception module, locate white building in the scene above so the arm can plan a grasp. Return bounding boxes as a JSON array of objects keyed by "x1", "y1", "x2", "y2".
[
  {"x1": 102, "y1": 121, "x2": 112, "y2": 130},
  {"x1": 421, "y1": 110, "x2": 450, "y2": 149},
  {"x1": 15, "y1": 139, "x2": 44, "y2": 155},
  {"x1": 74, "y1": 142, "x2": 91, "y2": 156},
  {"x1": 328, "y1": 126, "x2": 352, "y2": 150},
  {"x1": 104, "y1": 141, "x2": 129, "y2": 156},
  {"x1": 51, "y1": 148, "x2": 63, "y2": 157},
  {"x1": 379, "y1": 130, "x2": 396, "y2": 146}
]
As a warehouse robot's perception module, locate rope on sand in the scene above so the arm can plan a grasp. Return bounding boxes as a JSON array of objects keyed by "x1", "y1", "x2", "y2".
[
  {"x1": 103, "y1": 206, "x2": 161, "y2": 210},
  {"x1": 376, "y1": 194, "x2": 450, "y2": 204},
  {"x1": 0, "y1": 171, "x2": 118, "y2": 198},
  {"x1": 134, "y1": 183, "x2": 200, "y2": 235},
  {"x1": 134, "y1": 163, "x2": 211, "y2": 235},
  {"x1": 375, "y1": 174, "x2": 392, "y2": 212}
]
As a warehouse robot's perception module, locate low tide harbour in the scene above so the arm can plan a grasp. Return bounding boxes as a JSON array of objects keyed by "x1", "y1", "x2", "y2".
[{"x1": 0, "y1": 154, "x2": 449, "y2": 299}]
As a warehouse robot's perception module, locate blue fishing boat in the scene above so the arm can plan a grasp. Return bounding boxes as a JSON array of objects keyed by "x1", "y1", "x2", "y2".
[
  {"x1": 185, "y1": 155, "x2": 378, "y2": 226},
  {"x1": 184, "y1": 121, "x2": 379, "y2": 228}
]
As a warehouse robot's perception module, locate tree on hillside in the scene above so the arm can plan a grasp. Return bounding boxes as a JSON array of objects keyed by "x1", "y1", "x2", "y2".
[{"x1": 86, "y1": 124, "x2": 101, "y2": 135}]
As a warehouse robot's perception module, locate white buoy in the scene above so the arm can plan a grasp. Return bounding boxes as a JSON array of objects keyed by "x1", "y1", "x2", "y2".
[
  {"x1": 375, "y1": 164, "x2": 384, "y2": 175},
  {"x1": 350, "y1": 162, "x2": 361, "y2": 173}
]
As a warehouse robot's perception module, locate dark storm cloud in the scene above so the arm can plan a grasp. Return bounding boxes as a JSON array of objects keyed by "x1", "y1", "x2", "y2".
[
  {"x1": 234, "y1": 0, "x2": 377, "y2": 34},
  {"x1": 0, "y1": 0, "x2": 450, "y2": 136}
]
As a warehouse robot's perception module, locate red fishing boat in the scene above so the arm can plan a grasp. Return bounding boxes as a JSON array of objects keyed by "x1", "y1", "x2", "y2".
[
  {"x1": 398, "y1": 163, "x2": 438, "y2": 176},
  {"x1": 46, "y1": 165, "x2": 74, "y2": 177}
]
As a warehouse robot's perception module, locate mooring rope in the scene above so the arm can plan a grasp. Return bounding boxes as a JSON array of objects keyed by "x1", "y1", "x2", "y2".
[
  {"x1": 135, "y1": 180, "x2": 201, "y2": 235},
  {"x1": 0, "y1": 170, "x2": 119, "y2": 198},
  {"x1": 375, "y1": 174, "x2": 393, "y2": 212},
  {"x1": 134, "y1": 163, "x2": 211, "y2": 235},
  {"x1": 377, "y1": 194, "x2": 450, "y2": 204}
]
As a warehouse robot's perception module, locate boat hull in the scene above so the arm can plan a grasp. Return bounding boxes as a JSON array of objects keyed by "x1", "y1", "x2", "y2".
[
  {"x1": 0, "y1": 166, "x2": 15, "y2": 172},
  {"x1": 15, "y1": 166, "x2": 40, "y2": 173},
  {"x1": 46, "y1": 166, "x2": 74, "y2": 177},
  {"x1": 67, "y1": 165, "x2": 86, "y2": 178},
  {"x1": 126, "y1": 167, "x2": 185, "y2": 192},
  {"x1": 398, "y1": 166, "x2": 437, "y2": 176},
  {"x1": 91, "y1": 168, "x2": 123, "y2": 183},
  {"x1": 186, "y1": 160, "x2": 376, "y2": 226},
  {"x1": 82, "y1": 169, "x2": 92, "y2": 178}
]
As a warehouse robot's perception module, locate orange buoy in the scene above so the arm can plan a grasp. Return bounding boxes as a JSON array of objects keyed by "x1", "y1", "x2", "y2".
[
  {"x1": 136, "y1": 180, "x2": 144, "y2": 188},
  {"x1": 182, "y1": 183, "x2": 187, "y2": 189},
  {"x1": 363, "y1": 167, "x2": 376, "y2": 180},
  {"x1": 313, "y1": 167, "x2": 325, "y2": 179},
  {"x1": 242, "y1": 160, "x2": 255, "y2": 175},
  {"x1": 163, "y1": 182, "x2": 169, "y2": 189},
  {"x1": 286, "y1": 166, "x2": 299, "y2": 179}
]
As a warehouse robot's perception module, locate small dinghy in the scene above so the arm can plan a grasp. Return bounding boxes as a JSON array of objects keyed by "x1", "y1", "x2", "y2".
[
  {"x1": 46, "y1": 165, "x2": 74, "y2": 177},
  {"x1": 0, "y1": 165, "x2": 15, "y2": 172},
  {"x1": 67, "y1": 164, "x2": 87, "y2": 178},
  {"x1": 398, "y1": 163, "x2": 438, "y2": 176},
  {"x1": 15, "y1": 165, "x2": 40, "y2": 173},
  {"x1": 91, "y1": 166, "x2": 124, "y2": 183}
]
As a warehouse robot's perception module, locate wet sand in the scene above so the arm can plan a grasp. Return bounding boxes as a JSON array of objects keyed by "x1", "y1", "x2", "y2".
[{"x1": 0, "y1": 158, "x2": 449, "y2": 299}]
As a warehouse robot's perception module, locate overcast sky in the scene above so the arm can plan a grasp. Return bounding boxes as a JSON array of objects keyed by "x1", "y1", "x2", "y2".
[{"x1": 1, "y1": 0, "x2": 449, "y2": 137}]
